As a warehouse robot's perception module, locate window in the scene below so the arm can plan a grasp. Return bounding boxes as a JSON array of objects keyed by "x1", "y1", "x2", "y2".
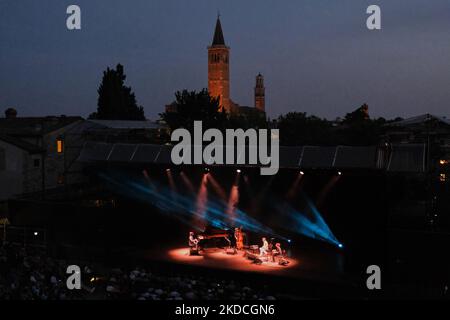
[
  {"x1": 33, "y1": 158, "x2": 40, "y2": 168},
  {"x1": 56, "y1": 139, "x2": 64, "y2": 154}
]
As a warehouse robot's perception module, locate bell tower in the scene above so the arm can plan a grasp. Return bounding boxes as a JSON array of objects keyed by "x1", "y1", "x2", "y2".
[
  {"x1": 208, "y1": 16, "x2": 231, "y2": 112},
  {"x1": 254, "y1": 73, "x2": 265, "y2": 112}
]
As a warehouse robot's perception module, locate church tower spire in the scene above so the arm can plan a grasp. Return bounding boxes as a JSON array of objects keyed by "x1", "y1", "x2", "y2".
[
  {"x1": 254, "y1": 73, "x2": 265, "y2": 112},
  {"x1": 208, "y1": 15, "x2": 231, "y2": 112},
  {"x1": 212, "y1": 14, "x2": 225, "y2": 46}
]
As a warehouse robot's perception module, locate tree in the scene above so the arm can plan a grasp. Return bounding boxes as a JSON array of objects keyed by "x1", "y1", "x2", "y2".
[
  {"x1": 227, "y1": 110, "x2": 268, "y2": 130},
  {"x1": 338, "y1": 104, "x2": 388, "y2": 145},
  {"x1": 276, "y1": 112, "x2": 334, "y2": 146},
  {"x1": 89, "y1": 64, "x2": 145, "y2": 120},
  {"x1": 343, "y1": 103, "x2": 370, "y2": 125},
  {"x1": 160, "y1": 89, "x2": 228, "y2": 132}
]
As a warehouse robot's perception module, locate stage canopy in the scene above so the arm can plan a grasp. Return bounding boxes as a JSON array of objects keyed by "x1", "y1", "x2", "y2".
[{"x1": 77, "y1": 142, "x2": 427, "y2": 173}]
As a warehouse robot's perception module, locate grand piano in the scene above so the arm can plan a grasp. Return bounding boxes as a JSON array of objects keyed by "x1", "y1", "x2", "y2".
[{"x1": 197, "y1": 225, "x2": 232, "y2": 249}]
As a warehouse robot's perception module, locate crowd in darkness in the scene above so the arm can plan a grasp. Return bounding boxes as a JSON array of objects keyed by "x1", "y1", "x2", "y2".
[{"x1": 0, "y1": 244, "x2": 277, "y2": 300}]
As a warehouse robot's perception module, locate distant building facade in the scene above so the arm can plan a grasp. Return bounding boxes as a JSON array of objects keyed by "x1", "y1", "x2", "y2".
[
  {"x1": 208, "y1": 16, "x2": 266, "y2": 115},
  {"x1": 254, "y1": 73, "x2": 265, "y2": 112},
  {"x1": 166, "y1": 16, "x2": 266, "y2": 117},
  {"x1": 0, "y1": 110, "x2": 169, "y2": 201},
  {"x1": 82, "y1": 119, "x2": 169, "y2": 143},
  {"x1": 0, "y1": 109, "x2": 83, "y2": 200},
  {"x1": 208, "y1": 16, "x2": 231, "y2": 112}
]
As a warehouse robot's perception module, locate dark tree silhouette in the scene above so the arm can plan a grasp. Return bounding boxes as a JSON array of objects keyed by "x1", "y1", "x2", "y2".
[
  {"x1": 89, "y1": 64, "x2": 145, "y2": 120},
  {"x1": 276, "y1": 112, "x2": 334, "y2": 146},
  {"x1": 343, "y1": 103, "x2": 370, "y2": 124},
  {"x1": 338, "y1": 104, "x2": 388, "y2": 145},
  {"x1": 227, "y1": 110, "x2": 268, "y2": 130},
  {"x1": 160, "y1": 89, "x2": 228, "y2": 132}
]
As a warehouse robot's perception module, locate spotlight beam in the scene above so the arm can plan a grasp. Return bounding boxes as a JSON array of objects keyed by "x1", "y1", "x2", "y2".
[
  {"x1": 194, "y1": 173, "x2": 209, "y2": 228},
  {"x1": 316, "y1": 175, "x2": 340, "y2": 209},
  {"x1": 286, "y1": 171, "x2": 304, "y2": 200},
  {"x1": 180, "y1": 171, "x2": 195, "y2": 195},
  {"x1": 207, "y1": 173, "x2": 228, "y2": 202},
  {"x1": 99, "y1": 170, "x2": 287, "y2": 241}
]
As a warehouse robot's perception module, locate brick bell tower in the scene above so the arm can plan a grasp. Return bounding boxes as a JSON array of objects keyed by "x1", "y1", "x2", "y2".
[
  {"x1": 254, "y1": 73, "x2": 265, "y2": 112},
  {"x1": 208, "y1": 15, "x2": 231, "y2": 112}
]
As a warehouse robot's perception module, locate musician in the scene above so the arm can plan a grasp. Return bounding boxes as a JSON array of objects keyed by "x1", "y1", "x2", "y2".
[
  {"x1": 273, "y1": 242, "x2": 289, "y2": 265},
  {"x1": 271, "y1": 242, "x2": 283, "y2": 261},
  {"x1": 234, "y1": 227, "x2": 244, "y2": 250},
  {"x1": 275, "y1": 242, "x2": 283, "y2": 255},
  {"x1": 188, "y1": 231, "x2": 199, "y2": 251},
  {"x1": 228, "y1": 229, "x2": 236, "y2": 249},
  {"x1": 259, "y1": 237, "x2": 269, "y2": 256}
]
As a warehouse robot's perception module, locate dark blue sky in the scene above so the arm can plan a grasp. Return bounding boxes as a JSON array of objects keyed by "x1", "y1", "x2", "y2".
[{"x1": 1, "y1": 0, "x2": 450, "y2": 120}]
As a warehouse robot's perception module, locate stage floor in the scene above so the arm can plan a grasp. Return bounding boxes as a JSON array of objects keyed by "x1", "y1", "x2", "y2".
[
  {"x1": 133, "y1": 242, "x2": 348, "y2": 285},
  {"x1": 167, "y1": 247, "x2": 299, "y2": 275}
]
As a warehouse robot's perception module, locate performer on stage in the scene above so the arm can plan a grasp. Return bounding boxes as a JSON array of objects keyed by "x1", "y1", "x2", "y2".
[
  {"x1": 272, "y1": 242, "x2": 289, "y2": 265},
  {"x1": 259, "y1": 237, "x2": 269, "y2": 256},
  {"x1": 271, "y1": 242, "x2": 283, "y2": 261},
  {"x1": 188, "y1": 231, "x2": 199, "y2": 251},
  {"x1": 234, "y1": 227, "x2": 244, "y2": 250}
]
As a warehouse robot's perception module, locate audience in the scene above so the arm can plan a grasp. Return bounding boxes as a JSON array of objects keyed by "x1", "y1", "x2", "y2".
[
  {"x1": 4, "y1": 243, "x2": 447, "y2": 300},
  {"x1": 0, "y1": 244, "x2": 276, "y2": 300}
]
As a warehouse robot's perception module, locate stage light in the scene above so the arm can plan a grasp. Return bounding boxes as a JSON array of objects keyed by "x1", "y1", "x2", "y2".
[
  {"x1": 338, "y1": 243, "x2": 343, "y2": 249},
  {"x1": 338, "y1": 171, "x2": 342, "y2": 176},
  {"x1": 236, "y1": 169, "x2": 241, "y2": 173},
  {"x1": 34, "y1": 232, "x2": 38, "y2": 236},
  {"x1": 287, "y1": 239, "x2": 291, "y2": 243},
  {"x1": 166, "y1": 168, "x2": 171, "y2": 172},
  {"x1": 299, "y1": 171, "x2": 304, "y2": 175},
  {"x1": 204, "y1": 167, "x2": 210, "y2": 173}
]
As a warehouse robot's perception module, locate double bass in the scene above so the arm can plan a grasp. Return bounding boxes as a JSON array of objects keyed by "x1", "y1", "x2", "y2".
[{"x1": 234, "y1": 227, "x2": 244, "y2": 250}]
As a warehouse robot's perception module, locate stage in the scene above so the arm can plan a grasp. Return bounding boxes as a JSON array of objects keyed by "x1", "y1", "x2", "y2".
[
  {"x1": 168, "y1": 247, "x2": 299, "y2": 275},
  {"x1": 129, "y1": 240, "x2": 350, "y2": 288}
]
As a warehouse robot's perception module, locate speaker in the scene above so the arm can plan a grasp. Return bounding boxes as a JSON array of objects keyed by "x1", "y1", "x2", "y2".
[
  {"x1": 278, "y1": 258, "x2": 289, "y2": 266},
  {"x1": 189, "y1": 248, "x2": 199, "y2": 256},
  {"x1": 245, "y1": 251, "x2": 263, "y2": 264}
]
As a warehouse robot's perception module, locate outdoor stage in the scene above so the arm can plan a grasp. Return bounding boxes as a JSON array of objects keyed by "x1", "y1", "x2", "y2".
[
  {"x1": 168, "y1": 247, "x2": 299, "y2": 275},
  {"x1": 132, "y1": 241, "x2": 349, "y2": 286}
]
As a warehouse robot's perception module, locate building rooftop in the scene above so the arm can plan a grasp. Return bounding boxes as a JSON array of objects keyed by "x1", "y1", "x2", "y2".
[
  {"x1": 211, "y1": 16, "x2": 225, "y2": 46},
  {"x1": 0, "y1": 116, "x2": 83, "y2": 137},
  {"x1": 0, "y1": 134, "x2": 45, "y2": 153},
  {"x1": 86, "y1": 119, "x2": 165, "y2": 130},
  {"x1": 388, "y1": 114, "x2": 450, "y2": 127}
]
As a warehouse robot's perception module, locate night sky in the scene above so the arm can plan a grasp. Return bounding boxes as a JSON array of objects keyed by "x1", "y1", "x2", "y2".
[{"x1": 1, "y1": 0, "x2": 450, "y2": 120}]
